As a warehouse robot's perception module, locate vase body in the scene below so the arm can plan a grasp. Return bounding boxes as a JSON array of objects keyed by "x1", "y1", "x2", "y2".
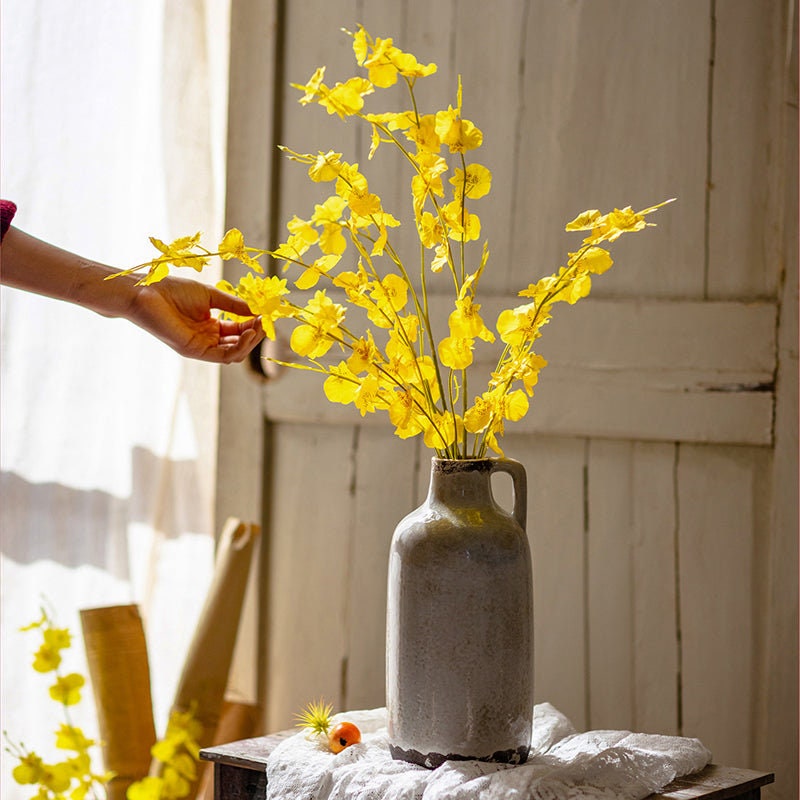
[{"x1": 386, "y1": 457, "x2": 533, "y2": 768}]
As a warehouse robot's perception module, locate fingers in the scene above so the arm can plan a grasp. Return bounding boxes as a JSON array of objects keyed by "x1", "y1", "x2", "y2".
[
  {"x1": 203, "y1": 325, "x2": 265, "y2": 364},
  {"x1": 208, "y1": 285, "x2": 254, "y2": 317},
  {"x1": 217, "y1": 315, "x2": 264, "y2": 338}
]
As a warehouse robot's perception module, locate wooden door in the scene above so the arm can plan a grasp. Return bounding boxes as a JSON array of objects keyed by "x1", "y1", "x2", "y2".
[{"x1": 218, "y1": 1, "x2": 797, "y2": 796}]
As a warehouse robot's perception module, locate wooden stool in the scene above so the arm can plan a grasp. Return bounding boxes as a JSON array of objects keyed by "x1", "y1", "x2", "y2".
[{"x1": 201, "y1": 734, "x2": 774, "y2": 800}]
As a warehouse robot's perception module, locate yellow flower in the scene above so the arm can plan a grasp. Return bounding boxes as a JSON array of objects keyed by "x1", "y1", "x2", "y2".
[
  {"x1": 307, "y1": 150, "x2": 344, "y2": 182},
  {"x1": 570, "y1": 246, "x2": 613, "y2": 274},
  {"x1": 433, "y1": 80, "x2": 483, "y2": 153},
  {"x1": 448, "y1": 295, "x2": 495, "y2": 343},
  {"x1": 291, "y1": 290, "x2": 346, "y2": 358},
  {"x1": 286, "y1": 215, "x2": 320, "y2": 247},
  {"x1": 367, "y1": 273, "x2": 409, "y2": 328},
  {"x1": 295, "y1": 254, "x2": 341, "y2": 290},
  {"x1": 490, "y1": 351, "x2": 548, "y2": 396},
  {"x1": 49, "y1": 672, "x2": 85, "y2": 706},
  {"x1": 55, "y1": 725, "x2": 95, "y2": 752},
  {"x1": 45, "y1": 626, "x2": 72, "y2": 650},
  {"x1": 310, "y1": 196, "x2": 347, "y2": 255},
  {"x1": 449, "y1": 164, "x2": 492, "y2": 200},
  {"x1": 324, "y1": 363, "x2": 361, "y2": 406},
  {"x1": 32, "y1": 643, "x2": 61, "y2": 673},
  {"x1": 465, "y1": 388, "x2": 528, "y2": 439},
  {"x1": 293, "y1": 66, "x2": 326, "y2": 105},
  {"x1": 438, "y1": 336, "x2": 474, "y2": 369},
  {"x1": 218, "y1": 228, "x2": 264, "y2": 272},
  {"x1": 320, "y1": 76, "x2": 374, "y2": 118},
  {"x1": 12, "y1": 752, "x2": 45, "y2": 785},
  {"x1": 149, "y1": 233, "x2": 207, "y2": 271},
  {"x1": 218, "y1": 274, "x2": 291, "y2": 340},
  {"x1": 333, "y1": 261, "x2": 372, "y2": 307},
  {"x1": 496, "y1": 302, "x2": 546, "y2": 347},
  {"x1": 566, "y1": 199, "x2": 673, "y2": 245},
  {"x1": 405, "y1": 114, "x2": 442, "y2": 154},
  {"x1": 127, "y1": 775, "x2": 163, "y2": 800},
  {"x1": 351, "y1": 25, "x2": 436, "y2": 88},
  {"x1": 418, "y1": 212, "x2": 445, "y2": 249},
  {"x1": 441, "y1": 199, "x2": 481, "y2": 241},
  {"x1": 347, "y1": 332, "x2": 381, "y2": 374},
  {"x1": 387, "y1": 390, "x2": 426, "y2": 439},
  {"x1": 353, "y1": 372, "x2": 386, "y2": 416},
  {"x1": 423, "y1": 411, "x2": 459, "y2": 451}
]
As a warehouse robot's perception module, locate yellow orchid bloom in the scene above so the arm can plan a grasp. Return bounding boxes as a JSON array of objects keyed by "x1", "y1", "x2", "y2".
[
  {"x1": 450, "y1": 164, "x2": 492, "y2": 200},
  {"x1": 49, "y1": 673, "x2": 85, "y2": 706},
  {"x1": 438, "y1": 335, "x2": 474, "y2": 370},
  {"x1": 218, "y1": 228, "x2": 264, "y2": 272}
]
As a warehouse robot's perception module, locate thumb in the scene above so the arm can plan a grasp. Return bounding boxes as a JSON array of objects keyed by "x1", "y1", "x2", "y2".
[{"x1": 208, "y1": 286, "x2": 255, "y2": 317}]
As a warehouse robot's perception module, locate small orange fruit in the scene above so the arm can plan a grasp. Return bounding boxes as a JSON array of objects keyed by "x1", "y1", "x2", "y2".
[{"x1": 327, "y1": 720, "x2": 361, "y2": 753}]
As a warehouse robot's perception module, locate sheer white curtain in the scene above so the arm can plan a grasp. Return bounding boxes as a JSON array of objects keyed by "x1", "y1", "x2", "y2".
[{"x1": 1, "y1": 3, "x2": 231, "y2": 796}]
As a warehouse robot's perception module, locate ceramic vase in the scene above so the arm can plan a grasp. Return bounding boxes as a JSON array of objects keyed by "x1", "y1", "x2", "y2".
[{"x1": 386, "y1": 457, "x2": 533, "y2": 768}]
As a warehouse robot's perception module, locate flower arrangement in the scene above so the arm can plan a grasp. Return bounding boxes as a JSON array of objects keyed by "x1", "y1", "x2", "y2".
[
  {"x1": 114, "y1": 25, "x2": 670, "y2": 459},
  {"x1": 4, "y1": 609, "x2": 201, "y2": 800}
]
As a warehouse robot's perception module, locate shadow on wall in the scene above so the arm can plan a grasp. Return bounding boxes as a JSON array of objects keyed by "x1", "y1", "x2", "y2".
[{"x1": 0, "y1": 445, "x2": 208, "y2": 578}]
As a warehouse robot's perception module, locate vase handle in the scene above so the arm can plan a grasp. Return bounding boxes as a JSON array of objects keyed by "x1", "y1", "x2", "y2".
[{"x1": 491, "y1": 458, "x2": 527, "y2": 532}]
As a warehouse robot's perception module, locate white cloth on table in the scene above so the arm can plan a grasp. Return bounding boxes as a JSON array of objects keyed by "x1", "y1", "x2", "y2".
[{"x1": 266, "y1": 703, "x2": 711, "y2": 800}]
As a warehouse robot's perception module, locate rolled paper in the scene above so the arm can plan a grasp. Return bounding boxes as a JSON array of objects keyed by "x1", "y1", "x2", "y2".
[
  {"x1": 156, "y1": 518, "x2": 260, "y2": 799},
  {"x1": 195, "y1": 700, "x2": 262, "y2": 800},
  {"x1": 80, "y1": 604, "x2": 157, "y2": 800}
]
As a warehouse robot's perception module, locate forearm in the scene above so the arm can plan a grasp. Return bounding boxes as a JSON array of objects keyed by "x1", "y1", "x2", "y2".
[{"x1": 0, "y1": 226, "x2": 139, "y2": 319}]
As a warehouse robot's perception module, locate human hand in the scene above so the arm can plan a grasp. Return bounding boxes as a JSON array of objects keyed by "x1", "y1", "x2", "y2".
[{"x1": 128, "y1": 275, "x2": 265, "y2": 364}]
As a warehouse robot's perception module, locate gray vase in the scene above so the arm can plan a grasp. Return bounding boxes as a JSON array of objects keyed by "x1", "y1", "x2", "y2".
[{"x1": 386, "y1": 457, "x2": 533, "y2": 768}]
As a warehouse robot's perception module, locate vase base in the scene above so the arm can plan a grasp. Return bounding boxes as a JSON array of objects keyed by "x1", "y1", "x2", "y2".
[{"x1": 389, "y1": 743, "x2": 530, "y2": 770}]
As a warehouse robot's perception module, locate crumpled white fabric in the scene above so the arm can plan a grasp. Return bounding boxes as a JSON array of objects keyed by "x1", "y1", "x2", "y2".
[{"x1": 266, "y1": 704, "x2": 711, "y2": 800}]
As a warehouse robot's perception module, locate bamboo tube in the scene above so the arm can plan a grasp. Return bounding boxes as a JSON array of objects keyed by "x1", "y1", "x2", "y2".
[
  {"x1": 156, "y1": 518, "x2": 260, "y2": 799},
  {"x1": 80, "y1": 604, "x2": 157, "y2": 800}
]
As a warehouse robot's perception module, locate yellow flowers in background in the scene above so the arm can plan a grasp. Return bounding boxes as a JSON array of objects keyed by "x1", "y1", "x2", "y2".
[
  {"x1": 5, "y1": 610, "x2": 200, "y2": 800},
  {"x1": 118, "y1": 24, "x2": 671, "y2": 459},
  {"x1": 5, "y1": 610, "x2": 113, "y2": 800}
]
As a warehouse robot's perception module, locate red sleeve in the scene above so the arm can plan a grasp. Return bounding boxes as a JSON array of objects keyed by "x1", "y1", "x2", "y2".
[{"x1": 1, "y1": 200, "x2": 17, "y2": 241}]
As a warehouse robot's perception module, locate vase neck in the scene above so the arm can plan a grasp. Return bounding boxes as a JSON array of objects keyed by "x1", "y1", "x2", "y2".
[{"x1": 426, "y1": 459, "x2": 495, "y2": 508}]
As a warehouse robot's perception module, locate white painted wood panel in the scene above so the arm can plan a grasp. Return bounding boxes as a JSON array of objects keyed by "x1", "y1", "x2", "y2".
[
  {"x1": 513, "y1": 435, "x2": 589, "y2": 731},
  {"x1": 677, "y1": 444, "x2": 772, "y2": 768},
  {"x1": 630, "y1": 442, "x2": 680, "y2": 736},
  {"x1": 220, "y1": 3, "x2": 797, "y2": 797},
  {"x1": 708, "y1": 0, "x2": 786, "y2": 298},
  {"x1": 264, "y1": 423, "x2": 356, "y2": 731},
  {"x1": 586, "y1": 439, "x2": 637, "y2": 731},
  {"x1": 344, "y1": 428, "x2": 418, "y2": 711},
  {"x1": 262, "y1": 297, "x2": 776, "y2": 445}
]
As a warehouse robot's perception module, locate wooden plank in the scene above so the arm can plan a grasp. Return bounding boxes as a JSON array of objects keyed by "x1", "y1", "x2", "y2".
[
  {"x1": 344, "y1": 427, "x2": 418, "y2": 711},
  {"x1": 449, "y1": 0, "x2": 529, "y2": 294},
  {"x1": 707, "y1": 0, "x2": 785, "y2": 298},
  {"x1": 631, "y1": 442, "x2": 680, "y2": 736},
  {"x1": 756, "y1": 11, "x2": 799, "y2": 796},
  {"x1": 263, "y1": 423, "x2": 356, "y2": 732},
  {"x1": 509, "y1": 435, "x2": 588, "y2": 731},
  {"x1": 677, "y1": 445, "x2": 769, "y2": 768},
  {"x1": 511, "y1": 0, "x2": 709, "y2": 299},
  {"x1": 651, "y1": 764, "x2": 774, "y2": 800},
  {"x1": 216, "y1": 0, "x2": 280, "y2": 533},
  {"x1": 586, "y1": 440, "x2": 635, "y2": 730},
  {"x1": 262, "y1": 297, "x2": 776, "y2": 445}
]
